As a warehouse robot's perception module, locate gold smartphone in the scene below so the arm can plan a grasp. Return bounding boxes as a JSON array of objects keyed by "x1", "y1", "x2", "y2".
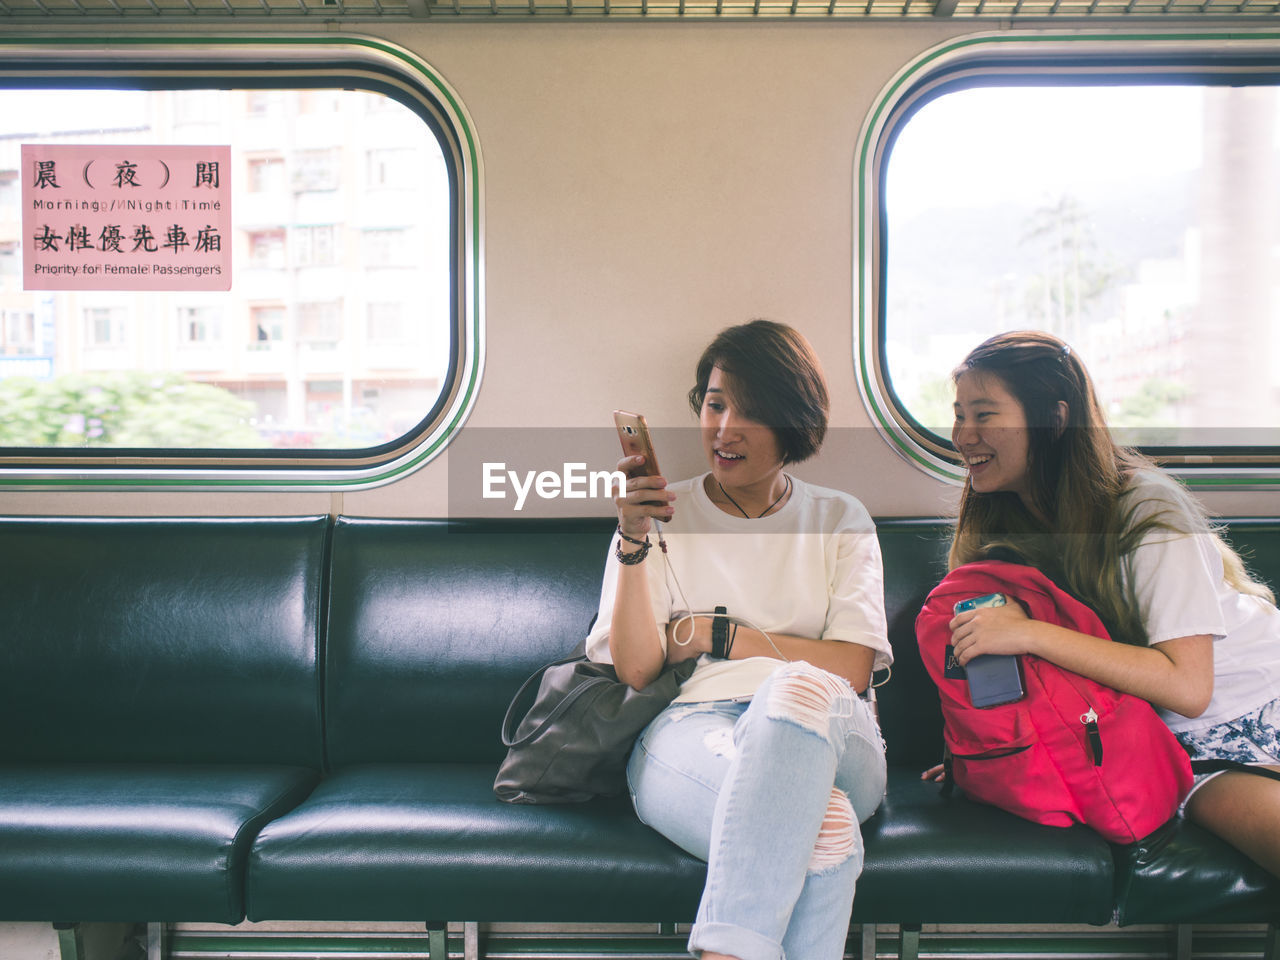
[{"x1": 612, "y1": 410, "x2": 662, "y2": 479}]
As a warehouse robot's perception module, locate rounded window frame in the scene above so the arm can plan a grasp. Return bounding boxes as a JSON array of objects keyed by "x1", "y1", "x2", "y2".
[
  {"x1": 0, "y1": 34, "x2": 483, "y2": 491},
  {"x1": 854, "y1": 29, "x2": 1280, "y2": 490}
]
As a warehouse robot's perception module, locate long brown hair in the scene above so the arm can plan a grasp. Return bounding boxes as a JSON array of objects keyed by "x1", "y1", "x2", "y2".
[{"x1": 948, "y1": 331, "x2": 1272, "y2": 644}]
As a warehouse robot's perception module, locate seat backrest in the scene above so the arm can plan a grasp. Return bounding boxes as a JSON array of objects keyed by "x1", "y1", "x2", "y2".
[
  {"x1": 1222, "y1": 519, "x2": 1280, "y2": 594},
  {"x1": 0, "y1": 516, "x2": 328, "y2": 766},
  {"x1": 324, "y1": 516, "x2": 614, "y2": 767},
  {"x1": 875, "y1": 520, "x2": 953, "y2": 768},
  {"x1": 323, "y1": 514, "x2": 1280, "y2": 771}
]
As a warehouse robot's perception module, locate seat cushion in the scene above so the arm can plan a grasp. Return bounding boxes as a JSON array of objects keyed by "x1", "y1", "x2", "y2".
[
  {"x1": 249, "y1": 764, "x2": 1117, "y2": 925},
  {"x1": 852, "y1": 769, "x2": 1117, "y2": 925},
  {"x1": 0, "y1": 763, "x2": 318, "y2": 923},
  {"x1": 247, "y1": 763, "x2": 707, "y2": 921},
  {"x1": 1114, "y1": 817, "x2": 1280, "y2": 924}
]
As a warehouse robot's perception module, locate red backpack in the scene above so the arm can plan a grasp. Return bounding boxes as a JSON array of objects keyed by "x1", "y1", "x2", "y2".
[{"x1": 916, "y1": 560, "x2": 1193, "y2": 845}]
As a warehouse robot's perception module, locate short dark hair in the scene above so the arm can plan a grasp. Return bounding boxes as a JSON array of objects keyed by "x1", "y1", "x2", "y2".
[{"x1": 687, "y1": 319, "x2": 829, "y2": 464}]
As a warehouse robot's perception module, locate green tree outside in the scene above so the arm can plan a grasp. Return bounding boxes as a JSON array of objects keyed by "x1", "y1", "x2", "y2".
[{"x1": 0, "y1": 372, "x2": 265, "y2": 448}]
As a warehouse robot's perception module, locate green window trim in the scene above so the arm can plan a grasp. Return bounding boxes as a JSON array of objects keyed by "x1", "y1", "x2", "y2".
[{"x1": 854, "y1": 28, "x2": 1280, "y2": 491}]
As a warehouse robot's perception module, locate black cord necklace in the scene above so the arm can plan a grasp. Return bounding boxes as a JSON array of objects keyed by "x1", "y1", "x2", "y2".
[{"x1": 717, "y1": 474, "x2": 791, "y2": 519}]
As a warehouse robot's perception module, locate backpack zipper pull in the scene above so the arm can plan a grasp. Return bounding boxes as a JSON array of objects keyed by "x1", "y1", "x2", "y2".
[{"x1": 1080, "y1": 707, "x2": 1103, "y2": 766}]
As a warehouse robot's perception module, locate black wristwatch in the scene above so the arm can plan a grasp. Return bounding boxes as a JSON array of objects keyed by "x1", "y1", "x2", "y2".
[{"x1": 711, "y1": 606, "x2": 730, "y2": 659}]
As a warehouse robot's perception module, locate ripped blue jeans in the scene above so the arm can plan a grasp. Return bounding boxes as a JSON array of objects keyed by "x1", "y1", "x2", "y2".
[{"x1": 626, "y1": 661, "x2": 887, "y2": 960}]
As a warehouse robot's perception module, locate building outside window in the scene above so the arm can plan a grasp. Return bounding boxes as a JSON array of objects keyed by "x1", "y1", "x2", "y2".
[
  {"x1": 251, "y1": 304, "x2": 286, "y2": 344},
  {"x1": 292, "y1": 148, "x2": 339, "y2": 193},
  {"x1": 248, "y1": 156, "x2": 286, "y2": 194},
  {"x1": 83, "y1": 307, "x2": 127, "y2": 348},
  {"x1": 361, "y1": 228, "x2": 412, "y2": 268},
  {"x1": 296, "y1": 301, "x2": 342, "y2": 348},
  {"x1": 178, "y1": 306, "x2": 222, "y2": 344},
  {"x1": 366, "y1": 148, "x2": 415, "y2": 189},
  {"x1": 293, "y1": 225, "x2": 338, "y2": 267},
  {"x1": 0, "y1": 77, "x2": 462, "y2": 465},
  {"x1": 248, "y1": 230, "x2": 287, "y2": 269}
]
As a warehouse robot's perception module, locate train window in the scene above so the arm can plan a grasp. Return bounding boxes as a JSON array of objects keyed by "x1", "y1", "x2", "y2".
[
  {"x1": 860, "y1": 37, "x2": 1280, "y2": 482},
  {"x1": 0, "y1": 39, "x2": 481, "y2": 488}
]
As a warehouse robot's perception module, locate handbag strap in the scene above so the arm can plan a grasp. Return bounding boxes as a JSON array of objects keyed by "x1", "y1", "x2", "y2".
[
  {"x1": 1190, "y1": 758, "x2": 1280, "y2": 783},
  {"x1": 500, "y1": 653, "x2": 614, "y2": 749}
]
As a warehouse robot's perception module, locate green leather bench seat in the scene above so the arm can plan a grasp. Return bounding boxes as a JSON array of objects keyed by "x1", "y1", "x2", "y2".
[
  {"x1": 247, "y1": 518, "x2": 1116, "y2": 926},
  {"x1": 2, "y1": 513, "x2": 1276, "y2": 934},
  {"x1": 0, "y1": 517, "x2": 328, "y2": 923}
]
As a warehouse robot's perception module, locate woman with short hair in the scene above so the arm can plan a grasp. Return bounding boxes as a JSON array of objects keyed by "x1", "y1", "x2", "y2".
[{"x1": 586, "y1": 319, "x2": 891, "y2": 960}]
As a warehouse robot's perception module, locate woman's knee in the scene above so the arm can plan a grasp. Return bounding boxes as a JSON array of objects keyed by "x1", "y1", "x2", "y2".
[{"x1": 808, "y1": 787, "x2": 860, "y2": 875}]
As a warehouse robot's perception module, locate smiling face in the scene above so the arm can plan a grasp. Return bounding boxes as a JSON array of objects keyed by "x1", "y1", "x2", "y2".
[
  {"x1": 700, "y1": 366, "x2": 786, "y2": 497},
  {"x1": 952, "y1": 370, "x2": 1034, "y2": 505}
]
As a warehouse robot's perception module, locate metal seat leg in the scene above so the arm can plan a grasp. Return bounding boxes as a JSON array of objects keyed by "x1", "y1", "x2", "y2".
[{"x1": 53, "y1": 923, "x2": 83, "y2": 960}]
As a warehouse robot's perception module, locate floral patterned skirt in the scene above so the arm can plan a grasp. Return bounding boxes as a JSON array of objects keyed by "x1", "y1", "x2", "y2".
[{"x1": 1175, "y1": 696, "x2": 1280, "y2": 812}]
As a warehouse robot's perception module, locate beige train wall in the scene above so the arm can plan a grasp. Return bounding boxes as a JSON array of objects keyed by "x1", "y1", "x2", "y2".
[{"x1": 0, "y1": 20, "x2": 1273, "y2": 520}]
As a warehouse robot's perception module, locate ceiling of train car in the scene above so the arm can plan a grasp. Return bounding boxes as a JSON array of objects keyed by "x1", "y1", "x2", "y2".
[{"x1": 1, "y1": 0, "x2": 1278, "y2": 19}]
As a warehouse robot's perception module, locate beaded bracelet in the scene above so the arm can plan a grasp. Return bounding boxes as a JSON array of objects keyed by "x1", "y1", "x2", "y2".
[{"x1": 615, "y1": 526, "x2": 651, "y2": 565}]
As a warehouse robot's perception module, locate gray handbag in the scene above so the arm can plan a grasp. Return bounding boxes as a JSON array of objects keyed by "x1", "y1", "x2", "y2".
[{"x1": 495, "y1": 645, "x2": 696, "y2": 804}]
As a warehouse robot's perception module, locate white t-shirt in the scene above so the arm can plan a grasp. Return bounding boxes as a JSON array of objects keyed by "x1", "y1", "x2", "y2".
[
  {"x1": 1124, "y1": 472, "x2": 1280, "y2": 733},
  {"x1": 585, "y1": 473, "x2": 891, "y2": 703}
]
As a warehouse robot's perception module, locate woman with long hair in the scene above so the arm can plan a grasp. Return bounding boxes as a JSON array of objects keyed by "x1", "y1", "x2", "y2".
[
  {"x1": 587, "y1": 319, "x2": 890, "y2": 960},
  {"x1": 940, "y1": 329, "x2": 1280, "y2": 875}
]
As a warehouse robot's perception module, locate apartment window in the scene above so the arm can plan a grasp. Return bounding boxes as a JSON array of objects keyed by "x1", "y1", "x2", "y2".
[
  {"x1": 362, "y1": 228, "x2": 412, "y2": 268},
  {"x1": 248, "y1": 230, "x2": 287, "y2": 269},
  {"x1": 248, "y1": 157, "x2": 286, "y2": 194},
  {"x1": 297, "y1": 301, "x2": 342, "y2": 347},
  {"x1": 246, "y1": 91, "x2": 285, "y2": 116},
  {"x1": 366, "y1": 149, "x2": 415, "y2": 189},
  {"x1": 0, "y1": 40, "x2": 478, "y2": 485},
  {"x1": 251, "y1": 305, "x2": 286, "y2": 343},
  {"x1": 178, "y1": 306, "x2": 222, "y2": 344},
  {"x1": 0, "y1": 240, "x2": 18, "y2": 278},
  {"x1": 294, "y1": 225, "x2": 338, "y2": 267},
  {"x1": 292, "y1": 149, "x2": 340, "y2": 193},
  {"x1": 862, "y1": 37, "x2": 1280, "y2": 477},
  {"x1": 84, "y1": 307, "x2": 127, "y2": 348},
  {"x1": 4, "y1": 310, "x2": 37, "y2": 355}
]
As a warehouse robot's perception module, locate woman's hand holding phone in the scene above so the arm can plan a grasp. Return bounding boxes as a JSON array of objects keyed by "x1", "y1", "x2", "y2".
[
  {"x1": 612, "y1": 411, "x2": 675, "y2": 538},
  {"x1": 614, "y1": 453, "x2": 674, "y2": 539},
  {"x1": 947, "y1": 596, "x2": 1032, "y2": 665}
]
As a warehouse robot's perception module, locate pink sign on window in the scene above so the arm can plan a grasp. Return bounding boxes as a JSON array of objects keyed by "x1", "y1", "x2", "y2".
[{"x1": 22, "y1": 144, "x2": 232, "y2": 291}]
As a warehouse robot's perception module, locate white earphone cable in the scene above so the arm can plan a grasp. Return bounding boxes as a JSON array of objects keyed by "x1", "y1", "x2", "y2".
[{"x1": 653, "y1": 518, "x2": 790, "y2": 662}]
